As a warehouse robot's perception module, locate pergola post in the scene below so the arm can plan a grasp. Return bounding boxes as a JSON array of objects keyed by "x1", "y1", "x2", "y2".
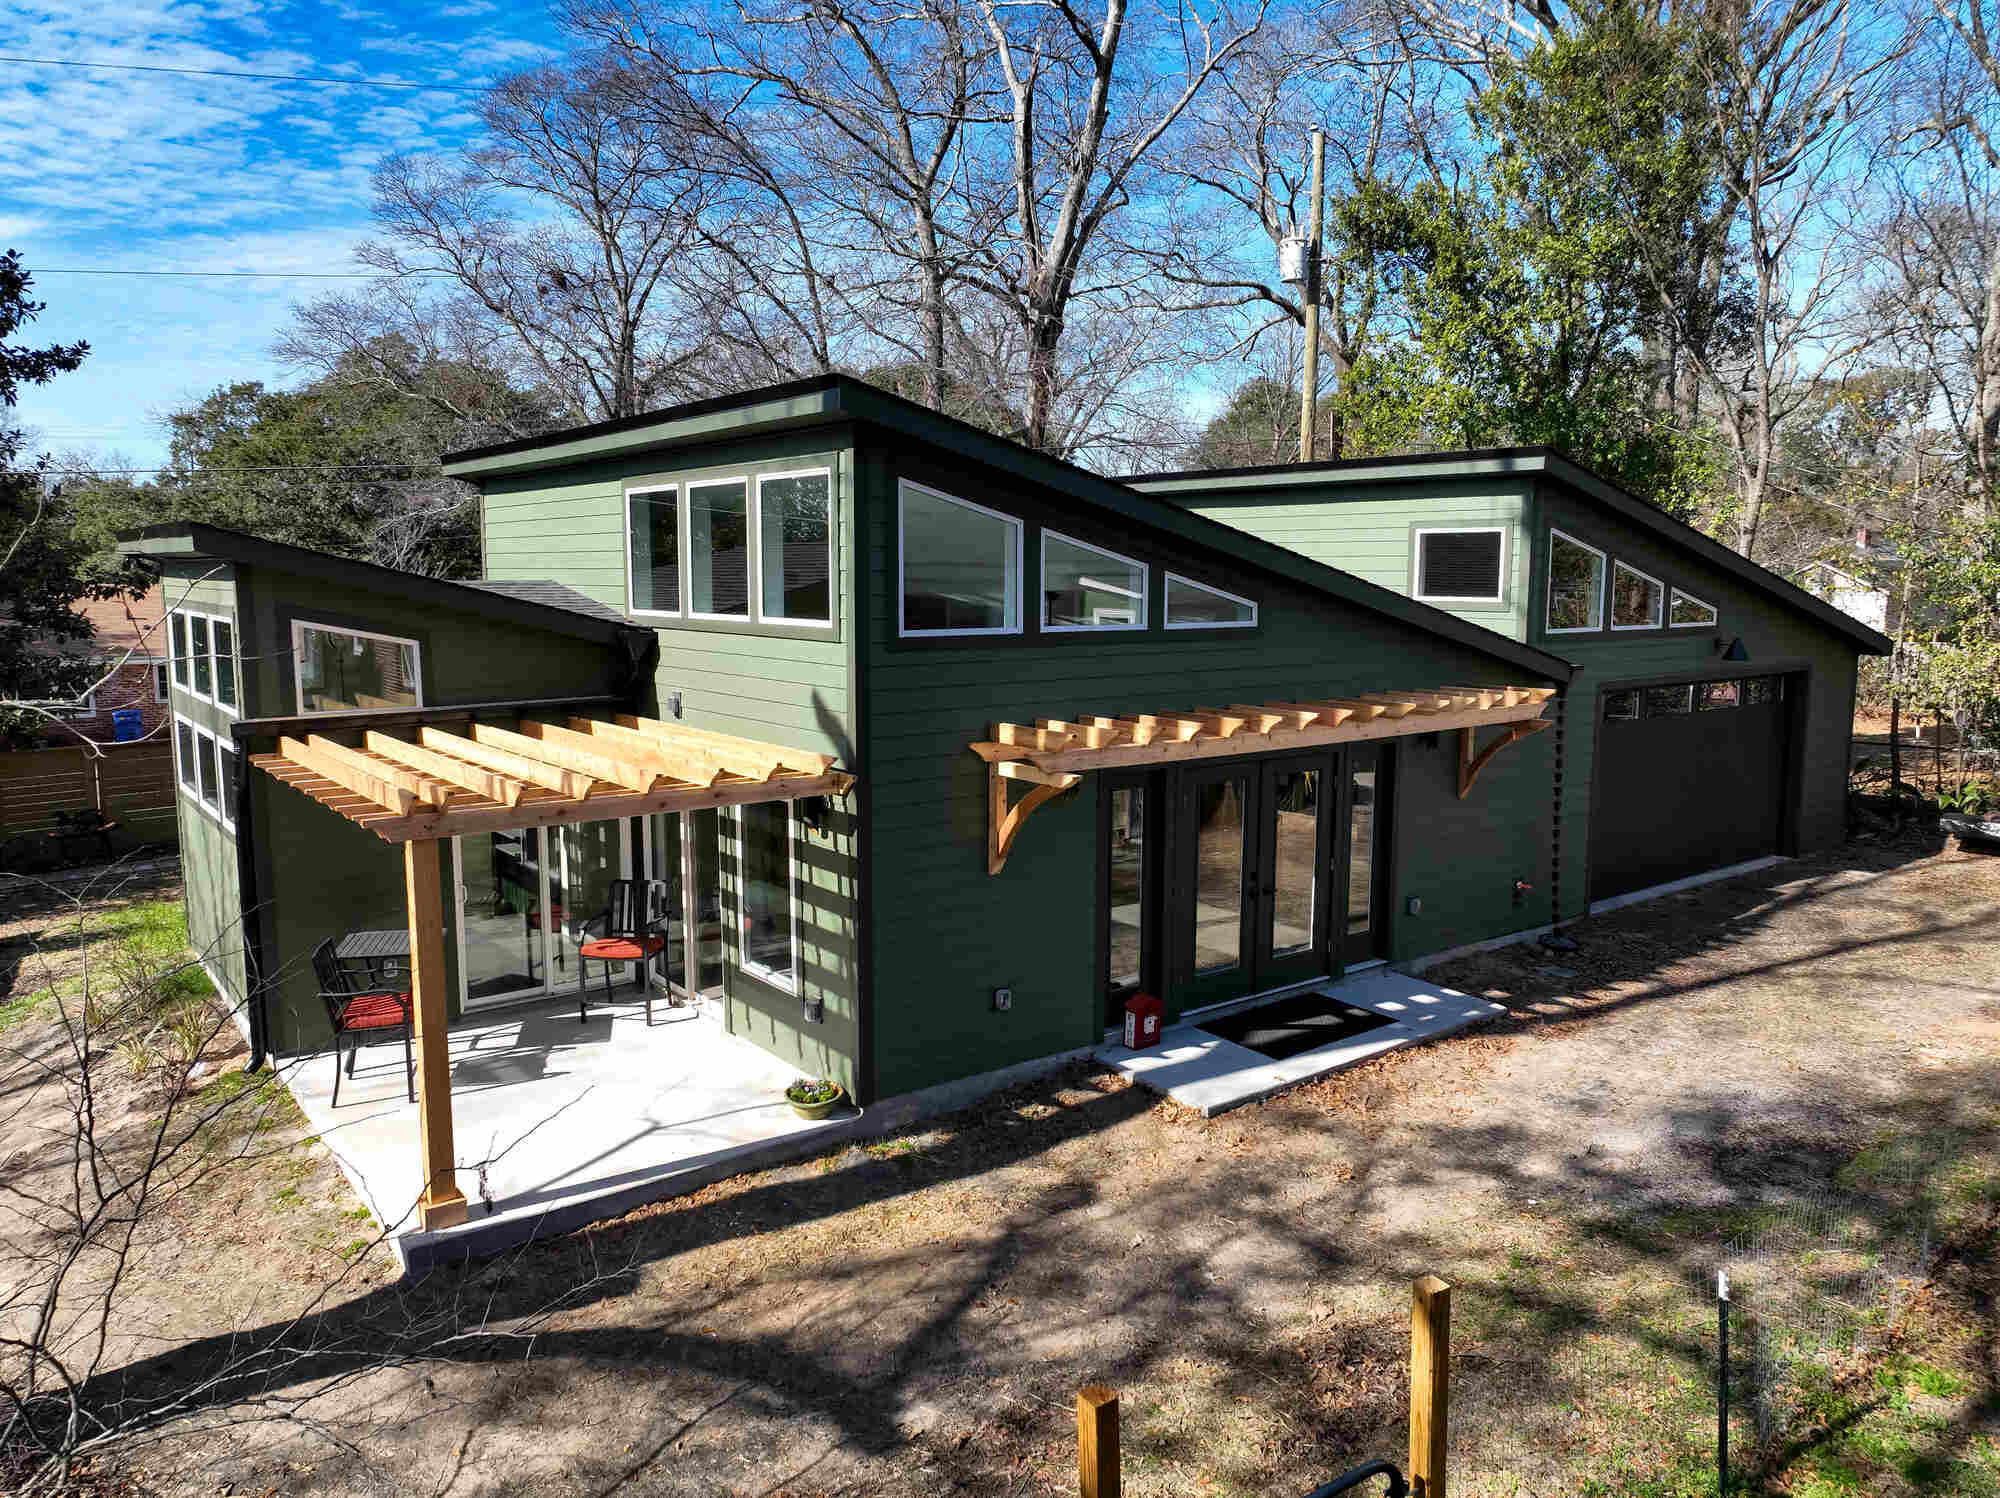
[{"x1": 404, "y1": 838, "x2": 467, "y2": 1230}]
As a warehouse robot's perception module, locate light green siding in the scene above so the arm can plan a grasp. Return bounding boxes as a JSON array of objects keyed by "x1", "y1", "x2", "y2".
[
  {"x1": 858, "y1": 436, "x2": 1561, "y2": 1101},
  {"x1": 1146, "y1": 477, "x2": 1533, "y2": 639},
  {"x1": 1528, "y1": 482, "x2": 1861, "y2": 915},
  {"x1": 480, "y1": 433, "x2": 863, "y2": 1091}
]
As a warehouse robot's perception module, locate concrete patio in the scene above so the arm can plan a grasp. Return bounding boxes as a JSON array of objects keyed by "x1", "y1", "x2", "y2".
[{"x1": 283, "y1": 991, "x2": 860, "y2": 1272}]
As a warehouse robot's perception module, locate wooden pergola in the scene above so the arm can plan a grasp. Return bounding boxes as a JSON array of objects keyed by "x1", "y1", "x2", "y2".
[
  {"x1": 253, "y1": 712, "x2": 854, "y2": 1230},
  {"x1": 971, "y1": 684, "x2": 1557, "y2": 874}
]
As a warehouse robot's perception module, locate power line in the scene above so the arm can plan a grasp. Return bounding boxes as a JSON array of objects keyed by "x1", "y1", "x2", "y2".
[
  {"x1": 34, "y1": 269, "x2": 401, "y2": 279},
  {"x1": 0, "y1": 54, "x2": 495, "y2": 94}
]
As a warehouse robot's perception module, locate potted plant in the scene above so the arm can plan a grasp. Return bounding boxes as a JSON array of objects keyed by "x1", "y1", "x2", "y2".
[{"x1": 785, "y1": 1076, "x2": 845, "y2": 1120}]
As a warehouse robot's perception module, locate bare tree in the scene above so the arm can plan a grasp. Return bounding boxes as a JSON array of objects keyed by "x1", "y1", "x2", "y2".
[
  {"x1": 358, "y1": 55, "x2": 716, "y2": 423},
  {"x1": 956, "y1": 0, "x2": 1273, "y2": 454}
]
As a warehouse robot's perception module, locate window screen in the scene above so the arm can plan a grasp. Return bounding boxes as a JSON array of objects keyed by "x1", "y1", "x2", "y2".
[
  {"x1": 1416, "y1": 530, "x2": 1504, "y2": 601},
  {"x1": 758, "y1": 472, "x2": 832, "y2": 623},
  {"x1": 899, "y1": 485, "x2": 1021, "y2": 634},
  {"x1": 628, "y1": 487, "x2": 680, "y2": 614}
]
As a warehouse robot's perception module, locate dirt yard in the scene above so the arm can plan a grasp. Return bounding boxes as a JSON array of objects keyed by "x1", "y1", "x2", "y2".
[{"x1": 8, "y1": 831, "x2": 2000, "y2": 1497}]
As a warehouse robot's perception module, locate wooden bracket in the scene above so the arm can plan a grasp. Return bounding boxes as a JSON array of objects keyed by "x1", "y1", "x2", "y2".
[
  {"x1": 988, "y1": 759, "x2": 1085, "y2": 874},
  {"x1": 1458, "y1": 718, "x2": 1551, "y2": 799}
]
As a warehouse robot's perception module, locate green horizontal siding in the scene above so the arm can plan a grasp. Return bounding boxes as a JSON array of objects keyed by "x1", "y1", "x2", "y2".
[
  {"x1": 1158, "y1": 479, "x2": 1532, "y2": 640},
  {"x1": 1528, "y1": 481, "x2": 1861, "y2": 914},
  {"x1": 859, "y1": 439, "x2": 1560, "y2": 1100}
]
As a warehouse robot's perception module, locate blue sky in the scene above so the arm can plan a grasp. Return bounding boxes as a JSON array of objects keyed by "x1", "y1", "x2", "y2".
[{"x1": 4, "y1": 0, "x2": 560, "y2": 471}]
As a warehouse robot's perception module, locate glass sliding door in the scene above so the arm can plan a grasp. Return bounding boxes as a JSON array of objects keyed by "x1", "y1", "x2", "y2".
[
  {"x1": 1180, "y1": 766, "x2": 1255, "y2": 1008},
  {"x1": 1101, "y1": 776, "x2": 1156, "y2": 1024},
  {"x1": 549, "y1": 819, "x2": 628, "y2": 978},
  {"x1": 457, "y1": 829, "x2": 549, "y2": 1009},
  {"x1": 1341, "y1": 744, "x2": 1388, "y2": 965}
]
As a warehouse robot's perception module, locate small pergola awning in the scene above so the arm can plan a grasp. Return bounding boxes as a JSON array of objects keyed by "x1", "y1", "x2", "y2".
[
  {"x1": 253, "y1": 713, "x2": 853, "y2": 842},
  {"x1": 972, "y1": 684, "x2": 1556, "y2": 873},
  {"x1": 250, "y1": 709, "x2": 852, "y2": 1234}
]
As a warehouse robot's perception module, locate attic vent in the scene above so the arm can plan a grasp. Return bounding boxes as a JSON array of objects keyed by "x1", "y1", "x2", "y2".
[{"x1": 1415, "y1": 529, "x2": 1505, "y2": 603}]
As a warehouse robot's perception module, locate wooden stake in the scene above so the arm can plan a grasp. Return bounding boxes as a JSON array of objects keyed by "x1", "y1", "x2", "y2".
[
  {"x1": 1410, "y1": 1275, "x2": 1450, "y2": 1498},
  {"x1": 406, "y1": 839, "x2": 467, "y2": 1231},
  {"x1": 1077, "y1": 1384, "x2": 1120, "y2": 1498}
]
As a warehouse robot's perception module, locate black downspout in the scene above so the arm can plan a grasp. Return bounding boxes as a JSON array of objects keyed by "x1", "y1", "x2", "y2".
[{"x1": 231, "y1": 729, "x2": 269, "y2": 1072}]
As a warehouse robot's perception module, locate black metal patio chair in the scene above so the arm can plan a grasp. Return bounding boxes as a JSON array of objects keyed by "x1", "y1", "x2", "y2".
[
  {"x1": 575, "y1": 879, "x2": 672, "y2": 1024},
  {"x1": 311, "y1": 936, "x2": 415, "y2": 1106}
]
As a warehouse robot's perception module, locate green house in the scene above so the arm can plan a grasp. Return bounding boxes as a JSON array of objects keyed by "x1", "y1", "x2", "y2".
[
  {"x1": 1130, "y1": 450, "x2": 1892, "y2": 909},
  {"x1": 119, "y1": 379, "x2": 1887, "y2": 1255}
]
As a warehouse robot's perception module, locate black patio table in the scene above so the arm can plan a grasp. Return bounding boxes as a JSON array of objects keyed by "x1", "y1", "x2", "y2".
[{"x1": 333, "y1": 927, "x2": 411, "y2": 986}]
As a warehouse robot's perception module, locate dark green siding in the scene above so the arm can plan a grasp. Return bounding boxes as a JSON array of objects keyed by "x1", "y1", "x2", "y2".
[
  {"x1": 857, "y1": 435, "x2": 1560, "y2": 1100},
  {"x1": 1528, "y1": 482, "x2": 1860, "y2": 914},
  {"x1": 479, "y1": 433, "x2": 863, "y2": 1092}
]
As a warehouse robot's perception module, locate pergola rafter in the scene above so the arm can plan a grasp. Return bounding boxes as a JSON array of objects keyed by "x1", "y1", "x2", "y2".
[
  {"x1": 250, "y1": 710, "x2": 854, "y2": 1231},
  {"x1": 973, "y1": 683, "x2": 1556, "y2": 873}
]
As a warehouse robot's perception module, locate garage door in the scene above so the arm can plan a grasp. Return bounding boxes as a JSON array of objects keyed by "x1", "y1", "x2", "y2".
[{"x1": 1588, "y1": 676, "x2": 1792, "y2": 902}]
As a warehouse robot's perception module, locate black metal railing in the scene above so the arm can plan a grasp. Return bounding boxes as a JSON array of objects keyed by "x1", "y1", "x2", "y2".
[{"x1": 1298, "y1": 1458, "x2": 1409, "y2": 1498}]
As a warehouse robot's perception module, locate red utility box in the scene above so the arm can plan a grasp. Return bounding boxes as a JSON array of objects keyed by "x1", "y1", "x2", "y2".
[{"x1": 1123, "y1": 992, "x2": 1164, "y2": 1050}]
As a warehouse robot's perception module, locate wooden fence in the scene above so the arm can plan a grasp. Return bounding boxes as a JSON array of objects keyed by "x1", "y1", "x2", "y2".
[{"x1": 0, "y1": 743, "x2": 179, "y2": 865}]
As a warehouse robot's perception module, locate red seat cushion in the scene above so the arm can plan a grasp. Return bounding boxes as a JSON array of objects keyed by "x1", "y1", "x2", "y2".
[
  {"x1": 580, "y1": 936, "x2": 664, "y2": 962},
  {"x1": 340, "y1": 992, "x2": 411, "y2": 1030}
]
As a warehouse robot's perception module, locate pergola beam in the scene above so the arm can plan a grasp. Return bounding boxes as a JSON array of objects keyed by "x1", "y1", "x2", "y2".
[
  {"x1": 417, "y1": 725, "x2": 595, "y2": 799},
  {"x1": 366, "y1": 731, "x2": 527, "y2": 808}
]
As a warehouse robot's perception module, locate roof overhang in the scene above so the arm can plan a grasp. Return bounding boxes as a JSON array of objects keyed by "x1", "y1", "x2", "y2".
[
  {"x1": 253, "y1": 711, "x2": 853, "y2": 843},
  {"x1": 974, "y1": 683, "x2": 1555, "y2": 873}
]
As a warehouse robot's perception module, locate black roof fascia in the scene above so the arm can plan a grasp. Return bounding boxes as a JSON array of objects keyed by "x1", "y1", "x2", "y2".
[{"x1": 117, "y1": 522, "x2": 646, "y2": 648}]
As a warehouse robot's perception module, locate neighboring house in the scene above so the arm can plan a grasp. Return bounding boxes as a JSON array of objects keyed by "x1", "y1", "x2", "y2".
[
  {"x1": 1128, "y1": 448, "x2": 1892, "y2": 905},
  {"x1": 18, "y1": 587, "x2": 170, "y2": 746},
  {"x1": 1797, "y1": 561, "x2": 1892, "y2": 635},
  {"x1": 116, "y1": 380, "x2": 1886, "y2": 1226}
]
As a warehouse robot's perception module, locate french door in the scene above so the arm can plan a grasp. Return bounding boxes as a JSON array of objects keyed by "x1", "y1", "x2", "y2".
[
  {"x1": 1104, "y1": 746, "x2": 1392, "y2": 1023},
  {"x1": 453, "y1": 818, "x2": 631, "y2": 1012},
  {"x1": 641, "y1": 808, "x2": 725, "y2": 1003}
]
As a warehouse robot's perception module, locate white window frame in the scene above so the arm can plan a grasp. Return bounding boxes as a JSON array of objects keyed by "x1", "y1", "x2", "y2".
[
  {"x1": 1669, "y1": 586, "x2": 1718, "y2": 629},
  {"x1": 754, "y1": 467, "x2": 836, "y2": 629},
  {"x1": 1162, "y1": 571, "x2": 1259, "y2": 631},
  {"x1": 152, "y1": 661, "x2": 170, "y2": 702},
  {"x1": 169, "y1": 613, "x2": 190, "y2": 690},
  {"x1": 1609, "y1": 560, "x2": 1665, "y2": 632},
  {"x1": 1411, "y1": 525, "x2": 1508, "y2": 606},
  {"x1": 734, "y1": 802, "x2": 799, "y2": 995},
  {"x1": 172, "y1": 711, "x2": 231, "y2": 829},
  {"x1": 685, "y1": 473, "x2": 756, "y2": 624},
  {"x1": 169, "y1": 608, "x2": 239, "y2": 714},
  {"x1": 290, "y1": 619, "x2": 425, "y2": 717},
  {"x1": 896, "y1": 479, "x2": 1024, "y2": 639},
  {"x1": 1544, "y1": 528, "x2": 1607, "y2": 635},
  {"x1": 216, "y1": 737, "x2": 238, "y2": 831},
  {"x1": 1040, "y1": 529, "x2": 1149, "y2": 633},
  {"x1": 624, "y1": 483, "x2": 683, "y2": 621}
]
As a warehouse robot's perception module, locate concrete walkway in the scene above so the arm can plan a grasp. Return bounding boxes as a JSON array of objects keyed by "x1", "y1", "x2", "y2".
[{"x1": 1098, "y1": 967, "x2": 1506, "y2": 1115}]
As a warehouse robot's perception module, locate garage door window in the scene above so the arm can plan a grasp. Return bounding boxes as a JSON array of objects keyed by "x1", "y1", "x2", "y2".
[
  {"x1": 1744, "y1": 677, "x2": 1778, "y2": 706},
  {"x1": 1604, "y1": 690, "x2": 1640, "y2": 721},
  {"x1": 1643, "y1": 684, "x2": 1693, "y2": 716},
  {"x1": 1546, "y1": 530, "x2": 1606, "y2": 633},
  {"x1": 1699, "y1": 681, "x2": 1740, "y2": 710}
]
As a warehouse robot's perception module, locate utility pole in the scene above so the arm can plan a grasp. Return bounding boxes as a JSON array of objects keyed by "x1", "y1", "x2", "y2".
[{"x1": 1298, "y1": 128, "x2": 1326, "y2": 464}]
